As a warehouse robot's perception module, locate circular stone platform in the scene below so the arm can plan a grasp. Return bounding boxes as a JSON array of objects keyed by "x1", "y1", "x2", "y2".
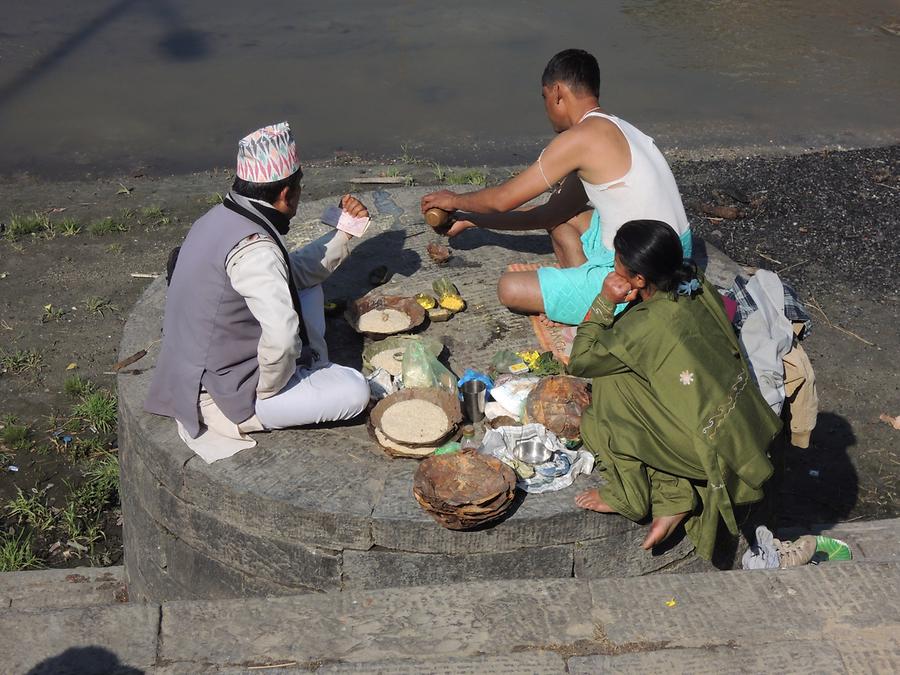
[{"x1": 119, "y1": 187, "x2": 744, "y2": 602}]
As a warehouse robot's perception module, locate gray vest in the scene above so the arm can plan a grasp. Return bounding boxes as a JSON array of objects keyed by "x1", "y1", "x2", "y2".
[{"x1": 144, "y1": 204, "x2": 273, "y2": 437}]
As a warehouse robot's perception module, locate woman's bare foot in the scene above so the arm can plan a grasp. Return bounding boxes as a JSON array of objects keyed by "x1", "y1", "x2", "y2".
[
  {"x1": 575, "y1": 489, "x2": 617, "y2": 513},
  {"x1": 641, "y1": 512, "x2": 689, "y2": 550}
]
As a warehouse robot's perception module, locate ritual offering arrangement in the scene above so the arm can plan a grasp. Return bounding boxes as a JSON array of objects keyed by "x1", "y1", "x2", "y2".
[
  {"x1": 362, "y1": 335, "x2": 444, "y2": 377},
  {"x1": 346, "y1": 293, "x2": 426, "y2": 338},
  {"x1": 432, "y1": 277, "x2": 466, "y2": 313},
  {"x1": 523, "y1": 375, "x2": 591, "y2": 440},
  {"x1": 413, "y1": 450, "x2": 517, "y2": 530},
  {"x1": 370, "y1": 387, "x2": 463, "y2": 458}
]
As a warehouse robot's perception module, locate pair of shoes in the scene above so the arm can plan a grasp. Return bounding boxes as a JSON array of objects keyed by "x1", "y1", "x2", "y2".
[{"x1": 774, "y1": 535, "x2": 817, "y2": 568}]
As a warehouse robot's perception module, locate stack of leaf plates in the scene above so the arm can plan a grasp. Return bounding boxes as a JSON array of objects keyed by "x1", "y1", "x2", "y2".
[{"x1": 413, "y1": 450, "x2": 517, "y2": 530}]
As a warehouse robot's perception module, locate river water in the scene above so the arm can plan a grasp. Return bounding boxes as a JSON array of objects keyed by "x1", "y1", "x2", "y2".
[{"x1": 1, "y1": 0, "x2": 898, "y2": 177}]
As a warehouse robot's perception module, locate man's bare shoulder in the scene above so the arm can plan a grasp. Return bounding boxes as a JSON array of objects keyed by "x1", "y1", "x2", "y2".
[{"x1": 569, "y1": 114, "x2": 631, "y2": 180}]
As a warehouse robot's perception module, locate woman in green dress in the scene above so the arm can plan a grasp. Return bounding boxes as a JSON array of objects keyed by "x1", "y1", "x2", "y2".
[{"x1": 568, "y1": 220, "x2": 781, "y2": 559}]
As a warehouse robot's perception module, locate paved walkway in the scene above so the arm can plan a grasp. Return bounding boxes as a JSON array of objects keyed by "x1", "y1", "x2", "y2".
[{"x1": 4, "y1": 519, "x2": 898, "y2": 674}]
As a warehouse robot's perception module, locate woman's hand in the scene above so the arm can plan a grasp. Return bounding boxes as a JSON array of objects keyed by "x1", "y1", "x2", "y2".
[
  {"x1": 421, "y1": 190, "x2": 459, "y2": 213},
  {"x1": 340, "y1": 194, "x2": 369, "y2": 219},
  {"x1": 600, "y1": 271, "x2": 639, "y2": 304}
]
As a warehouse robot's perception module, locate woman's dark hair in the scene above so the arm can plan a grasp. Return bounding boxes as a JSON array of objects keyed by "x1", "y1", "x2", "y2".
[
  {"x1": 231, "y1": 167, "x2": 302, "y2": 204},
  {"x1": 541, "y1": 49, "x2": 600, "y2": 98},
  {"x1": 613, "y1": 220, "x2": 697, "y2": 294}
]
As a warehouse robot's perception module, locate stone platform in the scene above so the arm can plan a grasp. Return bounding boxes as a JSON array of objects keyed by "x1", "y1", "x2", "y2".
[{"x1": 119, "y1": 186, "x2": 744, "y2": 602}]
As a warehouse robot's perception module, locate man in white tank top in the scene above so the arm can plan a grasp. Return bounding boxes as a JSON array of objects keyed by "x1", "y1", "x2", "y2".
[{"x1": 421, "y1": 49, "x2": 691, "y2": 325}]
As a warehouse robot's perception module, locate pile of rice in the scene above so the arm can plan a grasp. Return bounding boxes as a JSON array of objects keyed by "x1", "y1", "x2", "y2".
[
  {"x1": 370, "y1": 347, "x2": 406, "y2": 376},
  {"x1": 357, "y1": 308, "x2": 411, "y2": 334},
  {"x1": 379, "y1": 399, "x2": 450, "y2": 445}
]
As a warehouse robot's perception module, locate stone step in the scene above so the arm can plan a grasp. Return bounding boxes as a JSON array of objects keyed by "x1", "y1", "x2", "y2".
[
  {"x1": 5, "y1": 558, "x2": 898, "y2": 674},
  {"x1": 0, "y1": 565, "x2": 127, "y2": 612}
]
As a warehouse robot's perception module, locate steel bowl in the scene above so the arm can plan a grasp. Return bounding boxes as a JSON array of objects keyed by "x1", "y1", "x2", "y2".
[{"x1": 513, "y1": 438, "x2": 553, "y2": 465}]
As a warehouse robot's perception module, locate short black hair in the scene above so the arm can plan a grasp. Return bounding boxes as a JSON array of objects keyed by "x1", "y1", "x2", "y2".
[
  {"x1": 541, "y1": 49, "x2": 600, "y2": 98},
  {"x1": 613, "y1": 219, "x2": 696, "y2": 294},
  {"x1": 231, "y1": 167, "x2": 302, "y2": 204}
]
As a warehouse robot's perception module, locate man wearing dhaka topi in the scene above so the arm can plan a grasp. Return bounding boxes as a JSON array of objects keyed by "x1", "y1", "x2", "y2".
[
  {"x1": 421, "y1": 48, "x2": 692, "y2": 325},
  {"x1": 145, "y1": 122, "x2": 370, "y2": 462}
]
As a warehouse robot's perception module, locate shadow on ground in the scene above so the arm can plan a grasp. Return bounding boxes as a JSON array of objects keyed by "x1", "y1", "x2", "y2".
[
  {"x1": 25, "y1": 646, "x2": 142, "y2": 675},
  {"x1": 776, "y1": 412, "x2": 859, "y2": 525}
]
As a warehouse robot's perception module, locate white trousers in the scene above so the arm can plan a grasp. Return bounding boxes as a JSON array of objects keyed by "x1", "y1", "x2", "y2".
[
  {"x1": 255, "y1": 364, "x2": 369, "y2": 429},
  {"x1": 254, "y1": 284, "x2": 369, "y2": 429},
  {"x1": 299, "y1": 284, "x2": 329, "y2": 367}
]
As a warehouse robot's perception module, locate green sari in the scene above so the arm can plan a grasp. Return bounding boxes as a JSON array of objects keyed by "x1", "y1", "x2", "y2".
[{"x1": 568, "y1": 279, "x2": 781, "y2": 559}]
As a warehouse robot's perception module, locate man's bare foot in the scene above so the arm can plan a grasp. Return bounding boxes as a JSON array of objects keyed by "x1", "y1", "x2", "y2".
[
  {"x1": 538, "y1": 313, "x2": 566, "y2": 328},
  {"x1": 641, "y1": 512, "x2": 689, "y2": 550},
  {"x1": 575, "y1": 489, "x2": 617, "y2": 513}
]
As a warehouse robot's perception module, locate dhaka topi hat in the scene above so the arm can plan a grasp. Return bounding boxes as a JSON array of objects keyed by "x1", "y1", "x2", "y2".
[{"x1": 236, "y1": 122, "x2": 301, "y2": 183}]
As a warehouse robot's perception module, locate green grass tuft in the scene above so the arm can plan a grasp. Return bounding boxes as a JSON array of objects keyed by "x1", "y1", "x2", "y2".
[
  {"x1": 0, "y1": 531, "x2": 43, "y2": 571},
  {"x1": 71, "y1": 390, "x2": 117, "y2": 433},
  {"x1": 0, "y1": 422, "x2": 31, "y2": 451},
  {"x1": 432, "y1": 163, "x2": 448, "y2": 182},
  {"x1": 60, "y1": 219, "x2": 82, "y2": 236},
  {"x1": 64, "y1": 374, "x2": 96, "y2": 399},
  {"x1": 3, "y1": 212, "x2": 50, "y2": 241},
  {"x1": 0, "y1": 348, "x2": 43, "y2": 376},
  {"x1": 5, "y1": 487, "x2": 55, "y2": 531},
  {"x1": 41, "y1": 303, "x2": 65, "y2": 323},
  {"x1": 446, "y1": 169, "x2": 487, "y2": 186},
  {"x1": 139, "y1": 205, "x2": 170, "y2": 229},
  {"x1": 83, "y1": 296, "x2": 118, "y2": 316},
  {"x1": 61, "y1": 452, "x2": 120, "y2": 543},
  {"x1": 87, "y1": 214, "x2": 129, "y2": 236}
]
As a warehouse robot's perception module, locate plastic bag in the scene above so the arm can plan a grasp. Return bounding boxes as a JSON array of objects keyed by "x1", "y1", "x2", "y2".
[
  {"x1": 490, "y1": 377, "x2": 540, "y2": 420},
  {"x1": 480, "y1": 423, "x2": 594, "y2": 493},
  {"x1": 401, "y1": 341, "x2": 457, "y2": 395},
  {"x1": 490, "y1": 349, "x2": 526, "y2": 375}
]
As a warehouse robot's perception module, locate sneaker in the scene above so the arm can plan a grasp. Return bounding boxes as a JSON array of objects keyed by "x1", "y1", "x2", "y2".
[{"x1": 774, "y1": 535, "x2": 817, "y2": 568}]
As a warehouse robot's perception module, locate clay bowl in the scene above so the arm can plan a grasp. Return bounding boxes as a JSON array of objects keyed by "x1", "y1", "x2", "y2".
[
  {"x1": 345, "y1": 294, "x2": 426, "y2": 339},
  {"x1": 370, "y1": 387, "x2": 462, "y2": 450}
]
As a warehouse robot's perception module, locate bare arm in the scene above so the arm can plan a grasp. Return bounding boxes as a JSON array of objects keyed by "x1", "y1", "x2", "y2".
[
  {"x1": 456, "y1": 172, "x2": 588, "y2": 232},
  {"x1": 421, "y1": 126, "x2": 587, "y2": 216}
]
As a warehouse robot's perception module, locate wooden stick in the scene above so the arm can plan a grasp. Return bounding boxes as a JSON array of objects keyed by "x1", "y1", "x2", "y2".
[
  {"x1": 350, "y1": 176, "x2": 411, "y2": 185},
  {"x1": 247, "y1": 663, "x2": 298, "y2": 670},
  {"x1": 755, "y1": 249, "x2": 783, "y2": 266},
  {"x1": 777, "y1": 259, "x2": 809, "y2": 275},
  {"x1": 807, "y1": 297, "x2": 876, "y2": 347}
]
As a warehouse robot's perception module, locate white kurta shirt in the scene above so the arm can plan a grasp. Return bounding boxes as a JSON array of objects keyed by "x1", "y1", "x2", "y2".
[{"x1": 177, "y1": 211, "x2": 352, "y2": 461}]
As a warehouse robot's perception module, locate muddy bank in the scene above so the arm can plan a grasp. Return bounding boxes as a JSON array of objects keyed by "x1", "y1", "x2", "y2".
[{"x1": 0, "y1": 145, "x2": 897, "y2": 570}]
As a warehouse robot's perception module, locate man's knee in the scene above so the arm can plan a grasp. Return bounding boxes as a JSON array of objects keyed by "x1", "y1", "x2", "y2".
[
  {"x1": 497, "y1": 274, "x2": 516, "y2": 308},
  {"x1": 342, "y1": 367, "x2": 370, "y2": 416}
]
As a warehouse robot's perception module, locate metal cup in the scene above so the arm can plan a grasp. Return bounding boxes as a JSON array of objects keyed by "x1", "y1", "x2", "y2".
[{"x1": 461, "y1": 379, "x2": 487, "y2": 422}]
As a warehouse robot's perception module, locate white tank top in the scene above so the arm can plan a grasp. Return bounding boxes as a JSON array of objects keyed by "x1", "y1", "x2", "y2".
[{"x1": 579, "y1": 112, "x2": 689, "y2": 250}]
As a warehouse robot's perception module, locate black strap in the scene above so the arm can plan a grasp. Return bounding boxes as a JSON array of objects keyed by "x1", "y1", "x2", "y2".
[{"x1": 223, "y1": 197, "x2": 305, "y2": 335}]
